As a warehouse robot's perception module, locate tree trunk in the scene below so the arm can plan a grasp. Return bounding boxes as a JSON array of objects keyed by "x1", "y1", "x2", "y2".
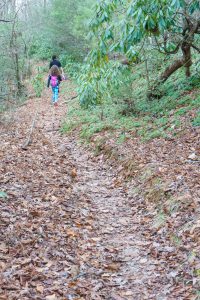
[
  {"x1": 159, "y1": 58, "x2": 184, "y2": 83},
  {"x1": 181, "y1": 42, "x2": 192, "y2": 77},
  {"x1": 44, "y1": 0, "x2": 47, "y2": 12},
  {"x1": 147, "y1": 43, "x2": 192, "y2": 99},
  {"x1": 159, "y1": 42, "x2": 192, "y2": 83},
  {"x1": 147, "y1": 58, "x2": 184, "y2": 99},
  {"x1": 147, "y1": 16, "x2": 198, "y2": 100},
  {"x1": 14, "y1": 51, "x2": 22, "y2": 93}
]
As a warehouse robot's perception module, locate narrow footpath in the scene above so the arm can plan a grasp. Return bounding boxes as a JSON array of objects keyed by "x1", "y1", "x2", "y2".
[{"x1": 0, "y1": 82, "x2": 195, "y2": 299}]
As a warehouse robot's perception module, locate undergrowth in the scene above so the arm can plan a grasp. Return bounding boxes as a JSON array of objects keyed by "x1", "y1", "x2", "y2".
[{"x1": 62, "y1": 54, "x2": 200, "y2": 142}]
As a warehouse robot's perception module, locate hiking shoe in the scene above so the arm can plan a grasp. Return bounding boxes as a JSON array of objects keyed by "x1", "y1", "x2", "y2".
[{"x1": 54, "y1": 102, "x2": 58, "y2": 107}]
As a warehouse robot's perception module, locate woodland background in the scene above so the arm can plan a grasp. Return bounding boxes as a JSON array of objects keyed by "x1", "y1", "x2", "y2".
[
  {"x1": 0, "y1": 1, "x2": 200, "y2": 298},
  {"x1": 0, "y1": 0, "x2": 199, "y2": 137}
]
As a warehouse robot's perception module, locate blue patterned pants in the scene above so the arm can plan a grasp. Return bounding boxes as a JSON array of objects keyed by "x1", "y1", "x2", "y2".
[{"x1": 52, "y1": 86, "x2": 59, "y2": 103}]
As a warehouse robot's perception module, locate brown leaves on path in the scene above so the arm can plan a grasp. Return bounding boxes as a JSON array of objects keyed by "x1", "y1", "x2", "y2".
[
  {"x1": 0, "y1": 91, "x2": 82, "y2": 299},
  {"x1": 1, "y1": 83, "x2": 199, "y2": 299}
]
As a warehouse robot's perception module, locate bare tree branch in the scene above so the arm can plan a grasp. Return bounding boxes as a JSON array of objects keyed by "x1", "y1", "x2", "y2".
[
  {"x1": 0, "y1": 19, "x2": 12, "y2": 22},
  {"x1": 191, "y1": 44, "x2": 200, "y2": 53}
]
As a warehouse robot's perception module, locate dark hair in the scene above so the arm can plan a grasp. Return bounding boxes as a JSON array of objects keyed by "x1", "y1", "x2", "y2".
[
  {"x1": 50, "y1": 65, "x2": 61, "y2": 76},
  {"x1": 52, "y1": 55, "x2": 57, "y2": 60}
]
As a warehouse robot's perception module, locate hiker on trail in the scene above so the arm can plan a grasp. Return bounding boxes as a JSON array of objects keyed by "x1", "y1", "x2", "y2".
[
  {"x1": 47, "y1": 65, "x2": 62, "y2": 107},
  {"x1": 49, "y1": 55, "x2": 64, "y2": 76}
]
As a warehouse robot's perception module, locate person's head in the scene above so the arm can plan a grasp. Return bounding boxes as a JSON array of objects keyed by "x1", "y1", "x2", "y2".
[
  {"x1": 50, "y1": 65, "x2": 61, "y2": 76},
  {"x1": 52, "y1": 55, "x2": 57, "y2": 60}
]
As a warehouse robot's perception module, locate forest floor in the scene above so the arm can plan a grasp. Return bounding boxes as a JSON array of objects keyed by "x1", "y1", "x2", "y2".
[{"x1": 0, "y1": 79, "x2": 200, "y2": 300}]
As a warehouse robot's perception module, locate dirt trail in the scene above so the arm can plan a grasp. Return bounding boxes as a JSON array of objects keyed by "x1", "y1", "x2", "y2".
[{"x1": 0, "y1": 83, "x2": 195, "y2": 299}]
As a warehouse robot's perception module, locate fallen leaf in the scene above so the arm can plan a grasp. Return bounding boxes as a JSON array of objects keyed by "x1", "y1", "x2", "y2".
[
  {"x1": 30, "y1": 210, "x2": 41, "y2": 217},
  {"x1": 46, "y1": 260, "x2": 54, "y2": 268},
  {"x1": 0, "y1": 243, "x2": 8, "y2": 253},
  {"x1": 188, "y1": 153, "x2": 196, "y2": 160},
  {"x1": 0, "y1": 262, "x2": 6, "y2": 271},
  {"x1": 46, "y1": 294, "x2": 57, "y2": 300},
  {"x1": 123, "y1": 291, "x2": 133, "y2": 296},
  {"x1": 36, "y1": 285, "x2": 44, "y2": 293},
  {"x1": 104, "y1": 263, "x2": 120, "y2": 271},
  {"x1": 91, "y1": 237, "x2": 101, "y2": 242},
  {"x1": 118, "y1": 217, "x2": 128, "y2": 225},
  {"x1": 66, "y1": 228, "x2": 78, "y2": 237},
  {"x1": 70, "y1": 265, "x2": 80, "y2": 277},
  {"x1": 71, "y1": 168, "x2": 77, "y2": 178}
]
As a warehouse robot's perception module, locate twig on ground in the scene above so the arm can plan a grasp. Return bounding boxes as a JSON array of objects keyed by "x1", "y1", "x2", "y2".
[{"x1": 64, "y1": 95, "x2": 78, "y2": 102}]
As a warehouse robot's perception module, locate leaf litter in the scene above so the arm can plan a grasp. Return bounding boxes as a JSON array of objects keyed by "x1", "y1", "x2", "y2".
[{"x1": 0, "y1": 82, "x2": 200, "y2": 299}]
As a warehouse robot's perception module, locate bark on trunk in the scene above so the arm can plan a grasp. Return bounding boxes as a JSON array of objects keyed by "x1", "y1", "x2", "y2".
[
  {"x1": 147, "y1": 58, "x2": 185, "y2": 99},
  {"x1": 181, "y1": 42, "x2": 192, "y2": 77},
  {"x1": 147, "y1": 44, "x2": 192, "y2": 99},
  {"x1": 15, "y1": 51, "x2": 22, "y2": 93},
  {"x1": 147, "y1": 15, "x2": 199, "y2": 99},
  {"x1": 156, "y1": 41, "x2": 192, "y2": 85},
  {"x1": 159, "y1": 58, "x2": 185, "y2": 83}
]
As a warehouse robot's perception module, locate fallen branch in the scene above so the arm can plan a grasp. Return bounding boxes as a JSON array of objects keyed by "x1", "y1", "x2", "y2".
[
  {"x1": 47, "y1": 128, "x2": 59, "y2": 132},
  {"x1": 19, "y1": 102, "x2": 28, "y2": 108},
  {"x1": 28, "y1": 93, "x2": 36, "y2": 99},
  {"x1": 21, "y1": 110, "x2": 38, "y2": 150},
  {"x1": 64, "y1": 95, "x2": 78, "y2": 102}
]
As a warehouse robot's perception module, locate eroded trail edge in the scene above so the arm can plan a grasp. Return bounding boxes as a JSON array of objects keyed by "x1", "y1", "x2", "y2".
[{"x1": 0, "y1": 86, "x2": 197, "y2": 300}]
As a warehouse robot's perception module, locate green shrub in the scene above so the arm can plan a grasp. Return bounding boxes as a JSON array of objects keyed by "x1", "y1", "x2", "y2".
[
  {"x1": 62, "y1": 49, "x2": 199, "y2": 142},
  {"x1": 31, "y1": 70, "x2": 44, "y2": 97},
  {"x1": 192, "y1": 111, "x2": 200, "y2": 127}
]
